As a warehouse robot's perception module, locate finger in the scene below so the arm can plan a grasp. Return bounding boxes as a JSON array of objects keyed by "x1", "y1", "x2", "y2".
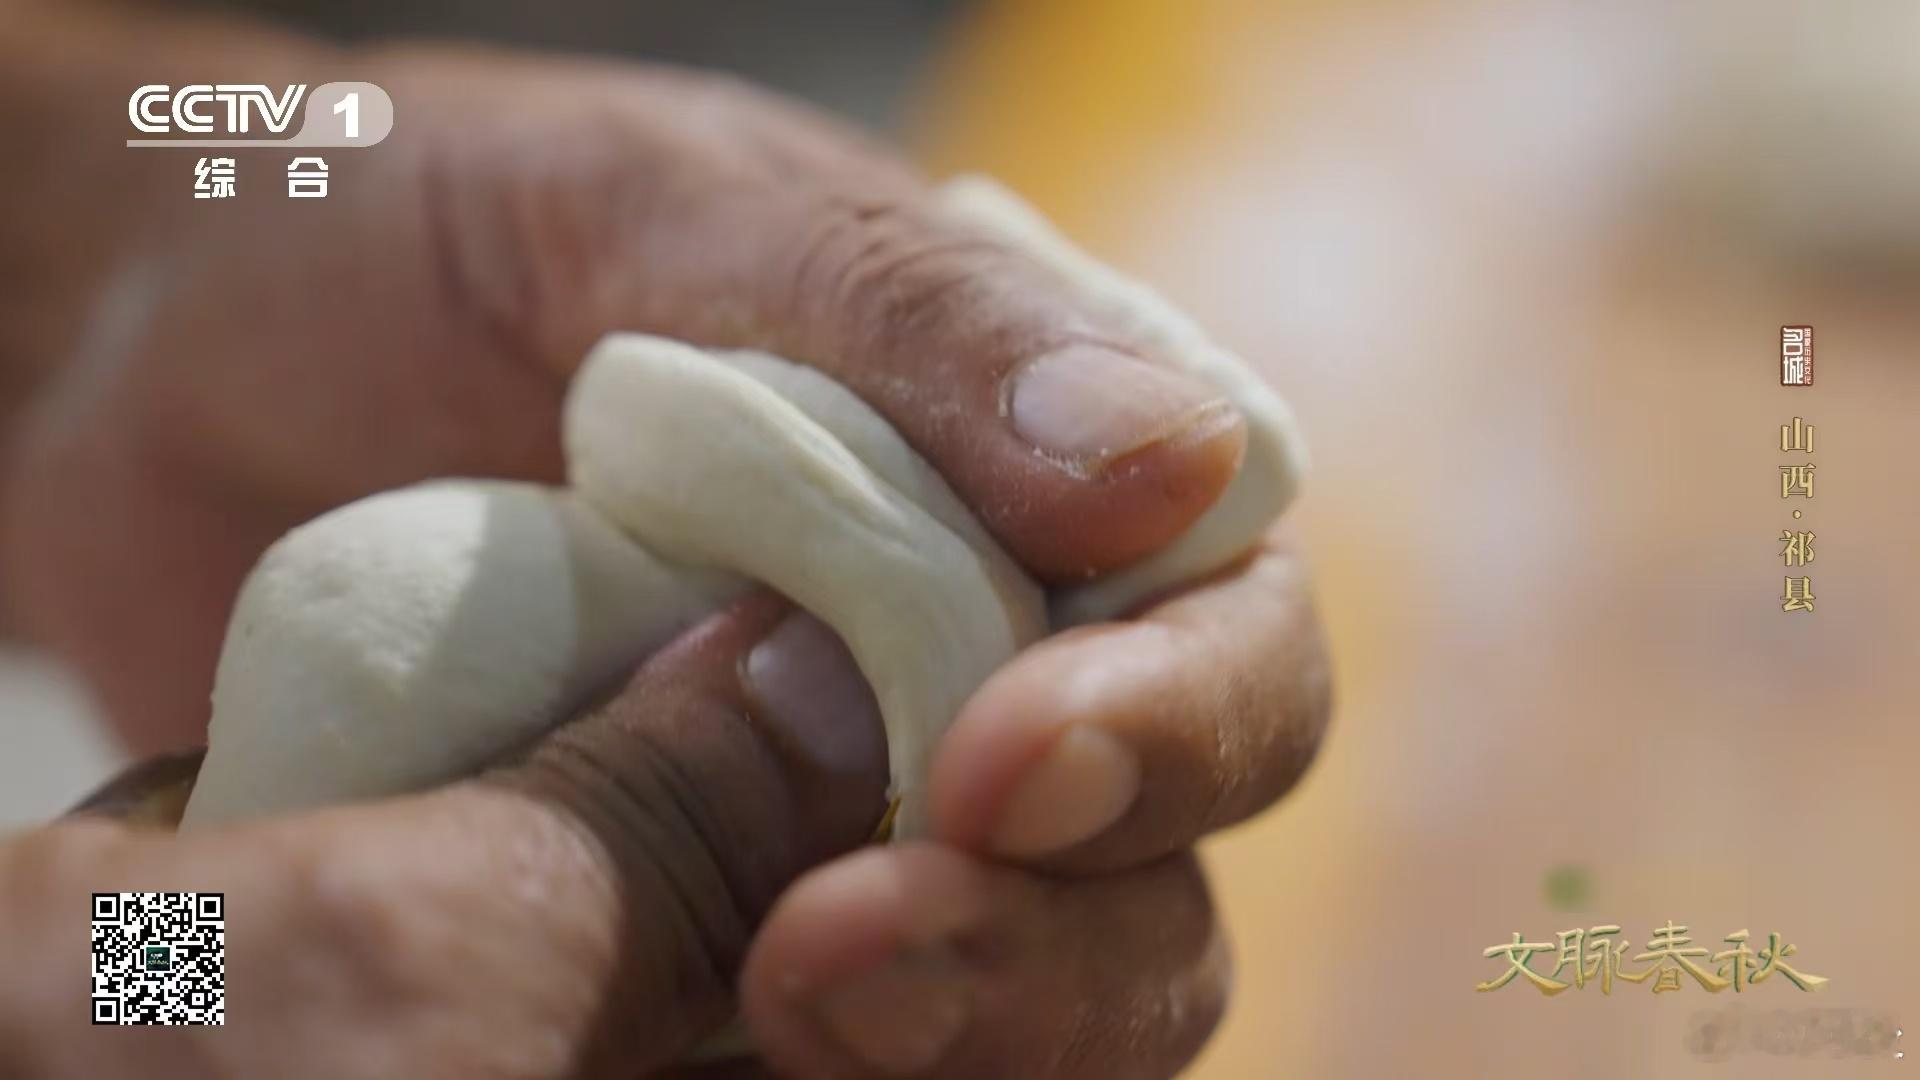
[
  {"x1": 406, "y1": 72, "x2": 1247, "y2": 580},
  {"x1": 470, "y1": 590, "x2": 894, "y2": 1072},
  {"x1": 0, "y1": 817, "x2": 298, "y2": 1079},
  {"x1": 1, "y1": 592, "x2": 891, "y2": 1078},
  {"x1": 732, "y1": 199, "x2": 1248, "y2": 582},
  {"x1": 739, "y1": 843, "x2": 1228, "y2": 1080},
  {"x1": 929, "y1": 526, "x2": 1333, "y2": 872},
  {"x1": 64, "y1": 747, "x2": 205, "y2": 826}
]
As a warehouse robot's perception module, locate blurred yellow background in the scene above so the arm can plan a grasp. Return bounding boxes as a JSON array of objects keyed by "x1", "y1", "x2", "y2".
[
  {"x1": 917, "y1": 0, "x2": 1919, "y2": 1075},
  {"x1": 2, "y1": 1, "x2": 1915, "y2": 1076}
]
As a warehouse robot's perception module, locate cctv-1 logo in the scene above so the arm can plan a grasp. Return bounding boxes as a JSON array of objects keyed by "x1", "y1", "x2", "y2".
[{"x1": 129, "y1": 84, "x2": 308, "y2": 135}]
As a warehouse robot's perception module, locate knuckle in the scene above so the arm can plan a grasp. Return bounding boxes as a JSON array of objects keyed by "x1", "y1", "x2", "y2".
[
  {"x1": 415, "y1": 133, "x2": 542, "y2": 364},
  {"x1": 1183, "y1": 883, "x2": 1237, "y2": 1044},
  {"x1": 1136, "y1": 860, "x2": 1232, "y2": 1078},
  {"x1": 1265, "y1": 603, "x2": 1336, "y2": 787},
  {"x1": 1170, "y1": 931, "x2": 1235, "y2": 1073},
  {"x1": 412, "y1": 114, "x2": 607, "y2": 373},
  {"x1": 1052, "y1": 858, "x2": 1229, "y2": 1080},
  {"x1": 1202, "y1": 567, "x2": 1335, "y2": 832},
  {"x1": 500, "y1": 696, "x2": 779, "y2": 1000},
  {"x1": 783, "y1": 196, "x2": 1034, "y2": 369},
  {"x1": 290, "y1": 830, "x2": 424, "y2": 997},
  {"x1": 1201, "y1": 681, "x2": 1328, "y2": 836},
  {"x1": 1255, "y1": 644, "x2": 1334, "y2": 794}
]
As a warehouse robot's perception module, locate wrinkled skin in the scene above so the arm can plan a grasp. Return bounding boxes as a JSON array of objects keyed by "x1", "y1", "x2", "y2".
[{"x1": 0, "y1": 8, "x2": 1332, "y2": 1079}]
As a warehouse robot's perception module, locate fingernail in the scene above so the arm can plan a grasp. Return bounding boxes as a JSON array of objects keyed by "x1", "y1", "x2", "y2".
[
  {"x1": 746, "y1": 612, "x2": 885, "y2": 779},
  {"x1": 1008, "y1": 343, "x2": 1231, "y2": 465},
  {"x1": 816, "y1": 949, "x2": 971, "y2": 1075},
  {"x1": 989, "y1": 725, "x2": 1140, "y2": 857}
]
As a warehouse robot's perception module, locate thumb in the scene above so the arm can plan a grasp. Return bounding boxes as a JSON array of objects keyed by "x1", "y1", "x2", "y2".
[
  {"x1": 473, "y1": 590, "x2": 892, "y2": 1072},
  {"x1": 743, "y1": 190, "x2": 1249, "y2": 580},
  {"x1": 412, "y1": 71, "x2": 1249, "y2": 581},
  {"x1": 667, "y1": 187, "x2": 1248, "y2": 580},
  {"x1": 17, "y1": 597, "x2": 888, "y2": 1079}
]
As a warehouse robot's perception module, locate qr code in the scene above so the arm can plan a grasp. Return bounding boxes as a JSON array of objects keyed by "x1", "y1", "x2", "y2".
[{"x1": 90, "y1": 892, "x2": 225, "y2": 1025}]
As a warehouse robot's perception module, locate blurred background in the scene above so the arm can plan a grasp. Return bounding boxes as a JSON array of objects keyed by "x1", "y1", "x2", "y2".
[{"x1": 6, "y1": 0, "x2": 1917, "y2": 1075}]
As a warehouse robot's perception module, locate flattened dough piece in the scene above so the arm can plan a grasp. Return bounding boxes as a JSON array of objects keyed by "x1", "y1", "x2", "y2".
[{"x1": 566, "y1": 335, "x2": 1045, "y2": 837}]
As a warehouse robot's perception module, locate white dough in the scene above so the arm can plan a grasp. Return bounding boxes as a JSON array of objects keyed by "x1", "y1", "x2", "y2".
[
  {"x1": 180, "y1": 177, "x2": 1309, "y2": 840},
  {"x1": 185, "y1": 481, "x2": 748, "y2": 825},
  {"x1": 564, "y1": 338, "x2": 1044, "y2": 837}
]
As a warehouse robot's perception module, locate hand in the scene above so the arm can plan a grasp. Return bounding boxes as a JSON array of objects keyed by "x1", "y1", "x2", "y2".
[
  {"x1": 741, "y1": 526, "x2": 1329, "y2": 1078},
  {"x1": 0, "y1": 10, "x2": 1332, "y2": 1077},
  {"x1": 2, "y1": 27, "x2": 1249, "y2": 756},
  {"x1": 4, "y1": 594, "x2": 891, "y2": 1080},
  {"x1": 7, "y1": 534, "x2": 1325, "y2": 1080}
]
